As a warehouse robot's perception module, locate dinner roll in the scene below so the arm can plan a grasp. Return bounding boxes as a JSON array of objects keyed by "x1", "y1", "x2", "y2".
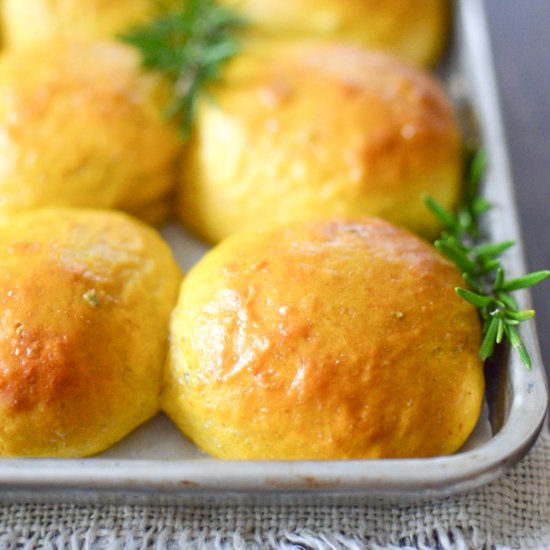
[
  {"x1": 220, "y1": 0, "x2": 449, "y2": 66},
  {"x1": 0, "y1": 41, "x2": 181, "y2": 224},
  {"x1": 0, "y1": 209, "x2": 182, "y2": 457},
  {"x1": 178, "y1": 42, "x2": 462, "y2": 243},
  {"x1": 163, "y1": 218, "x2": 484, "y2": 460},
  {"x1": 2, "y1": 0, "x2": 173, "y2": 49}
]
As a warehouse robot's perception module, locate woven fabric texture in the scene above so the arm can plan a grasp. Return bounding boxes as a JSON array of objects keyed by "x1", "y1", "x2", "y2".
[{"x1": 0, "y1": 430, "x2": 549, "y2": 550}]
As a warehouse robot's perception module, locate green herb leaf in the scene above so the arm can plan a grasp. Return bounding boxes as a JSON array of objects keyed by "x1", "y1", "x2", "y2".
[
  {"x1": 496, "y1": 318, "x2": 505, "y2": 344},
  {"x1": 468, "y1": 149, "x2": 488, "y2": 191},
  {"x1": 493, "y1": 267, "x2": 505, "y2": 291},
  {"x1": 496, "y1": 291, "x2": 519, "y2": 310},
  {"x1": 504, "y1": 324, "x2": 532, "y2": 369},
  {"x1": 120, "y1": 0, "x2": 245, "y2": 137},
  {"x1": 424, "y1": 195, "x2": 457, "y2": 231},
  {"x1": 500, "y1": 270, "x2": 550, "y2": 292},
  {"x1": 456, "y1": 287, "x2": 493, "y2": 308},
  {"x1": 505, "y1": 309, "x2": 536, "y2": 322},
  {"x1": 463, "y1": 272, "x2": 484, "y2": 294},
  {"x1": 435, "y1": 241, "x2": 477, "y2": 273},
  {"x1": 472, "y1": 196, "x2": 491, "y2": 215},
  {"x1": 475, "y1": 240, "x2": 515, "y2": 259},
  {"x1": 426, "y1": 146, "x2": 548, "y2": 369},
  {"x1": 478, "y1": 258, "x2": 500, "y2": 275},
  {"x1": 479, "y1": 316, "x2": 499, "y2": 360}
]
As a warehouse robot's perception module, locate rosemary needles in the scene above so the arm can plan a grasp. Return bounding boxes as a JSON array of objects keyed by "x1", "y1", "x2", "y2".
[
  {"x1": 120, "y1": 0, "x2": 244, "y2": 137},
  {"x1": 426, "y1": 148, "x2": 550, "y2": 368}
]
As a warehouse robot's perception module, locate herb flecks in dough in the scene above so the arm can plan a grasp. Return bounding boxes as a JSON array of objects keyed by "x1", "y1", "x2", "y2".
[{"x1": 83, "y1": 289, "x2": 101, "y2": 308}]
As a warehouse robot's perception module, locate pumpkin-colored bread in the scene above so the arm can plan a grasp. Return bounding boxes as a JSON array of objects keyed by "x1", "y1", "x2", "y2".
[
  {"x1": 2, "y1": 0, "x2": 174, "y2": 49},
  {"x1": 0, "y1": 40, "x2": 181, "y2": 224},
  {"x1": 163, "y1": 217, "x2": 484, "y2": 460},
  {"x1": 0, "y1": 209, "x2": 182, "y2": 457},
  {"x1": 178, "y1": 42, "x2": 462, "y2": 243},
  {"x1": 219, "y1": 0, "x2": 450, "y2": 66},
  {"x1": 3, "y1": 0, "x2": 449, "y2": 67}
]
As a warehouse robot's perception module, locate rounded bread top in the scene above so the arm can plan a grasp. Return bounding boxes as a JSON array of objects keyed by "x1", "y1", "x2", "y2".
[
  {"x1": 2, "y1": 0, "x2": 172, "y2": 48},
  {"x1": 164, "y1": 217, "x2": 484, "y2": 459},
  {"x1": 179, "y1": 41, "x2": 461, "y2": 242},
  {"x1": 0, "y1": 209, "x2": 182, "y2": 457},
  {"x1": 219, "y1": 0, "x2": 450, "y2": 66},
  {"x1": 0, "y1": 40, "x2": 181, "y2": 224}
]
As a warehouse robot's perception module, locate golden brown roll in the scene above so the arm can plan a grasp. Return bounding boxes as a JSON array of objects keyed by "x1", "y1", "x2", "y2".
[
  {"x1": 178, "y1": 41, "x2": 462, "y2": 244},
  {"x1": 163, "y1": 217, "x2": 484, "y2": 460},
  {"x1": 0, "y1": 40, "x2": 181, "y2": 224},
  {"x1": 0, "y1": 209, "x2": 182, "y2": 457},
  {"x1": 220, "y1": 0, "x2": 450, "y2": 66},
  {"x1": 2, "y1": 0, "x2": 174, "y2": 49}
]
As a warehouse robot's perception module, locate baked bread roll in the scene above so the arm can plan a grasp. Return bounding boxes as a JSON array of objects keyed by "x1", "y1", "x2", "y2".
[
  {"x1": 163, "y1": 218, "x2": 484, "y2": 460},
  {"x1": 219, "y1": 0, "x2": 449, "y2": 66},
  {"x1": 0, "y1": 41, "x2": 181, "y2": 224},
  {"x1": 2, "y1": 0, "x2": 173, "y2": 49},
  {"x1": 178, "y1": 42, "x2": 462, "y2": 243},
  {"x1": 0, "y1": 209, "x2": 182, "y2": 457}
]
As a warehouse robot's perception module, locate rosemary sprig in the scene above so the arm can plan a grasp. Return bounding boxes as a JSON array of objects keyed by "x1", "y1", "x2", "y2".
[
  {"x1": 119, "y1": 0, "x2": 245, "y2": 137},
  {"x1": 426, "y1": 148, "x2": 550, "y2": 368}
]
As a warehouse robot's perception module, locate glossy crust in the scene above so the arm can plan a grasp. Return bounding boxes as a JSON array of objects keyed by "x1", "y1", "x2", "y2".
[
  {"x1": 163, "y1": 218, "x2": 484, "y2": 460},
  {"x1": 0, "y1": 41, "x2": 181, "y2": 224},
  {"x1": 220, "y1": 0, "x2": 450, "y2": 66},
  {"x1": 2, "y1": 0, "x2": 173, "y2": 48},
  {"x1": 178, "y1": 42, "x2": 462, "y2": 243},
  {"x1": 0, "y1": 209, "x2": 182, "y2": 457}
]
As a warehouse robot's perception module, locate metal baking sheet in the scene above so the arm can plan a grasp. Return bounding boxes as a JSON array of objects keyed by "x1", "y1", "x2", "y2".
[{"x1": 0, "y1": 0, "x2": 546, "y2": 504}]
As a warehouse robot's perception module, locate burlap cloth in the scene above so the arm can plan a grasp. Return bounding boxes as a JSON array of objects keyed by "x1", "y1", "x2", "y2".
[{"x1": 0, "y1": 429, "x2": 549, "y2": 549}]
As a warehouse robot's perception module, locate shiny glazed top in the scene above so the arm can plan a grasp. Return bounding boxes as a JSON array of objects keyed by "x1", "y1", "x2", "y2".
[
  {"x1": 179, "y1": 42, "x2": 461, "y2": 243},
  {"x1": 220, "y1": 0, "x2": 450, "y2": 66},
  {"x1": 0, "y1": 209, "x2": 182, "y2": 457},
  {"x1": 0, "y1": 41, "x2": 181, "y2": 224},
  {"x1": 2, "y1": 0, "x2": 173, "y2": 48},
  {"x1": 164, "y1": 218, "x2": 484, "y2": 459}
]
